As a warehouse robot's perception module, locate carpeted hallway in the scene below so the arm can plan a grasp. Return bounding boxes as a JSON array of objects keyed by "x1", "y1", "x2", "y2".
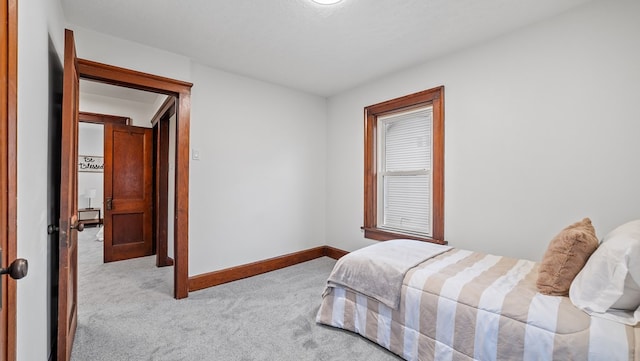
[{"x1": 71, "y1": 228, "x2": 401, "y2": 360}]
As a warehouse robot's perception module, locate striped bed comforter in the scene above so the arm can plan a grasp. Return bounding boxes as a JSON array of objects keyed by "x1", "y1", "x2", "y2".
[{"x1": 316, "y1": 248, "x2": 640, "y2": 361}]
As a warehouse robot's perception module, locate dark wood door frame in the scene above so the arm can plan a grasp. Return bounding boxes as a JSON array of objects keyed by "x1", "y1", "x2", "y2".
[
  {"x1": 151, "y1": 96, "x2": 175, "y2": 267},
  {"x1": 79, "y1": 111, "x2": 130, "y2": 125},
  {"x1": 77, "y1": 58, "x2": 192, "y2": 299},
  {"x1": 1, "y1": 0, "x2": 18, "y2": 358}
]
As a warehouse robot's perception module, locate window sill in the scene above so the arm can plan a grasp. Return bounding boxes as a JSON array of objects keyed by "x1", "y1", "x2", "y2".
[{"x1": 361, "y1": 227, "x2": 447, "y2": 245}]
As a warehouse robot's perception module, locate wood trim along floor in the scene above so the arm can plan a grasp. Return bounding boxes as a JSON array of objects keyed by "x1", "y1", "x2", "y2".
[
  {"x1": 323, "y1": 246, "x2": 348, "y2": 260},
  {"x1": 188, "y1": 246, "x2": 349, "y2": 292}
]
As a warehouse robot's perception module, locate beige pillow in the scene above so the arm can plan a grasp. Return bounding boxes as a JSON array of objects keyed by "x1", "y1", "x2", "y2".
[{"x1": 537, "y1": 218, "x2": 599, "y2": 296}]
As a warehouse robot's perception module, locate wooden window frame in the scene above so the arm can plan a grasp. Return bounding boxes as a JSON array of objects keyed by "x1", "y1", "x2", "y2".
[{"x1": 363, "y1": 86, "x2": 445, "y2": 244}]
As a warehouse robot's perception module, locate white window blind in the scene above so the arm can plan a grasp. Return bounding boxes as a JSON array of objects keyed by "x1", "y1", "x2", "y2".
[{"x1": 378, "y1": 106, "x2": 432, "y2": 236}]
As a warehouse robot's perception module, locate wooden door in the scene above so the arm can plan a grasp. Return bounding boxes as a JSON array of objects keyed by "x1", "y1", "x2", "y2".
[
  {"x1": 1, "y1": 0, "x2": 17, "y2": 358},
  {"x1": 58, "y1": 28, "x2": 81, "y2": 361},
  {"x1": 103, "y1": 124, "x2": 153, "y2": 263}
]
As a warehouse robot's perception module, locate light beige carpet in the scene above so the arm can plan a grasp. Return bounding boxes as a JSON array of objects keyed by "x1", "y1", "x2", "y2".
[{"x1": 71, "y1": 228, "x2": 401, "y2": 361}]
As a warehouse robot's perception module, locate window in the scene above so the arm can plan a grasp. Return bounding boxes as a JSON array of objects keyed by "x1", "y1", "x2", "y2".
[{"x1": 363, "y1": 86, "x2": 444, "y2": 244}]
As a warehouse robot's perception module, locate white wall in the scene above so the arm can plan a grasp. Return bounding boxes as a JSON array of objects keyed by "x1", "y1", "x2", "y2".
[
  {"x1": 80, "y1": 92, "x2": 159, "y2": 127},
  {"x1": 78, "y1": 123, "x2": 104, "y2": 210},
  {"x1": 189, "y1": 63, "x2": 327, "y2": 275},
  {"x1": 326, "y1": 0, "x2": 640, "y2": 262},
  {"x1": 17, "y1": 0, "x2": 65, "y2": 360}
]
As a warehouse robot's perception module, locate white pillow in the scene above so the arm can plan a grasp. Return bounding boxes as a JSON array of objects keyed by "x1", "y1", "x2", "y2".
[
  {"x1": 569, "y1": 219, "x2": 640, "y2": 325},
  {"x1": 602, "y1": 219, "x2": 640, "y2": 243},
  {"x1": 611, "y1": 273, "x2": 640, "y2": 310}
]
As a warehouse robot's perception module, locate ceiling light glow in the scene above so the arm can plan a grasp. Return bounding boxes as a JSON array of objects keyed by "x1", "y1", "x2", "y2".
[{"x1": 311, "y1": 0, "x2": 342, "y2": 5}]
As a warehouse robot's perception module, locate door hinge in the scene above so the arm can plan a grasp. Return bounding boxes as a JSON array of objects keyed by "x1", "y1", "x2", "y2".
[{"x1": 47, "y1": 224, "x2": 59, "y2": 235}]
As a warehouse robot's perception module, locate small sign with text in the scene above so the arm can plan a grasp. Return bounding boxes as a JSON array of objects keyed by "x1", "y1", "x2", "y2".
[{"x1": 78, "y1": 155, "x2": 104, "y2": 173}]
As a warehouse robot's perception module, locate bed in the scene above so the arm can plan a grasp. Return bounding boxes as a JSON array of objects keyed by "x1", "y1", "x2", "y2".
[{"x1": 316, "y1": 219, "x2": 640, "y2": 360}]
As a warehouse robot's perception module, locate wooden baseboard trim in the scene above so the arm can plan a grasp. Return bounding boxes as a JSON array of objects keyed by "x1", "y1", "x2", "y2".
[
  {"x1": 157, "y1": 257, "x2": 174, "y2": 267},
  {"x1": 323, "y1": 246, "x2": 348, "y2": 260},
  {"x1": 188, "y1": 245, "x2": 349, "y2": 292}
]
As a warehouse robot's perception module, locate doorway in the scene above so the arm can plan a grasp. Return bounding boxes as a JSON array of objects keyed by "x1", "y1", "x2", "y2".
[
  {"x1": 75, "y1": 58, "x2": 192, "y2": 299},
  {"x1": 77, "y1": 81, "x2": 171, "y2": 265}
]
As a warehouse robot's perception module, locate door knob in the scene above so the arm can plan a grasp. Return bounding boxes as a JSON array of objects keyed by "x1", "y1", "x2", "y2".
[
  {"x1": 70, "y1": 220, "x2": 84, "y2": 232},
  {"x1": 0, "y1": 258, "x2": 28, "y2": 280},
  {"x1": 106, "y1": 197, "x2": 113, "y2": 210}
]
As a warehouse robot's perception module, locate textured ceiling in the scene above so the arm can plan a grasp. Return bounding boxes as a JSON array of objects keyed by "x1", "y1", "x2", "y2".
[{"x1": 62, "y1": 0, "x2": 593, "y2": 97}]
